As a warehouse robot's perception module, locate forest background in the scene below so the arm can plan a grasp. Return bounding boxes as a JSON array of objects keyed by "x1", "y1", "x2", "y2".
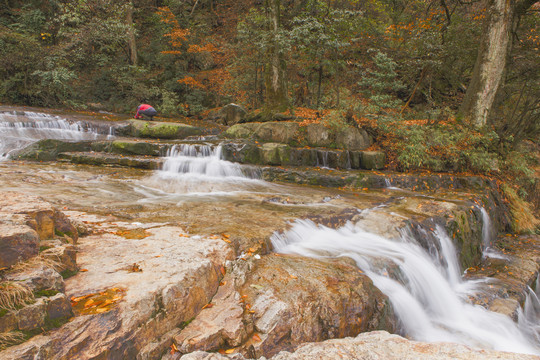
[{"x1": 0, "y1": 0, "x2": 538, "y2": 231}]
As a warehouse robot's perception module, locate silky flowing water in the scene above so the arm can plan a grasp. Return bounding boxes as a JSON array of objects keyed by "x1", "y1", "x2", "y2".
[
  {"x1": 0, "y1": 111, "x2": 113, "y2": 159},
  {"x1": 0, "y1": 110, "x2": 538, "y2": 356},
  {"x1": 271, "y1": 219, "x2": 540, "y2": 355}
]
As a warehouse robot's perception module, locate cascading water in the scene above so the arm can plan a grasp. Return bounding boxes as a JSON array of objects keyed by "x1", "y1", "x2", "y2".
[
  {"x1": 519, "y1": 276, "x2": 540, "y2": 345},
  {"x1": 137, "y1": 143, "x2": 264, "y2": 197},
  {"x1": 271, "y1": 219, "x2": 540, "y2": 355},
  {"x1": 0, "y1": 111, "x2": 113, "y2": 160}
]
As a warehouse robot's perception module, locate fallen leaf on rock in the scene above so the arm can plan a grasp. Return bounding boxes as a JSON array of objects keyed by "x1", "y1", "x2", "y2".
[
  {"x1": 225, "y1": 349, "x2": 235, "y2": 354},
  {"x1": 80, "y1": 269, "x2": 88, "y2": 272},
  {"x1": 170, "y1": 343, "x2": 179, "y2": 354},
  {"x1": 127, "y1": 263, "x2": 143, "y2": 273},
  {"x1": 220, "y1": 266, "x2": 226, "y2": 276},
  {"x1": 202, "y1": 303, "x2": 214, "y2": 309},
  {"x1": 290, "y1": 275, "x2": 298, "y2": 279},
  {"x1": 253, "y1": 333, "x2": 261, "y2": 342},
  {"x1": 220, "y1": 281, "x2": 227, "y2": 286}
]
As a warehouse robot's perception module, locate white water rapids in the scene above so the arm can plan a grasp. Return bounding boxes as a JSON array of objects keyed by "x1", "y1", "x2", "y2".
[
  {"x1": 0, "y1": 111, "x2": 113, "y2": 160},
  {"x1": 136, "y1": 143, "x2": 267, "y2": 198},
  {"x1": 271, "y1": 219, "x2": 540, "y2": 355}
]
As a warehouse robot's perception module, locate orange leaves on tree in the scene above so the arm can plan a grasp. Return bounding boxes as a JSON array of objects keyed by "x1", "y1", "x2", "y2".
[{"x1": 178, "y1": 76, "x2": 205, "y2": 89}]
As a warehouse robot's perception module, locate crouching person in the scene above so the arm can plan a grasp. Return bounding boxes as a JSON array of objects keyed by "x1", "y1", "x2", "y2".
[{"x1": 134, "y1": 104, "x2": 157, "y2": 120}]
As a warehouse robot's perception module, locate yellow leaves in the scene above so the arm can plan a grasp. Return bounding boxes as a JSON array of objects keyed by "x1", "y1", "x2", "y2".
[
  {"x1": 170, "y1": 343, "x2": 179, "y2": 354},
  {"x1": 224, "y1": 349, "x2": 235, "y2": 354},
  {"x1": 289, "y1": 275, "x2": 298, "y2": 279},
  {"x1": 71, "y1": 288, "x2": 126, "y2": 315}
]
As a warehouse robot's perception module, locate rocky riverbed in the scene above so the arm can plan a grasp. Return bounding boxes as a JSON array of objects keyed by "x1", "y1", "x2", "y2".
[{"x1": 0, "y1": 108, "x2": 538, "y2": 359}]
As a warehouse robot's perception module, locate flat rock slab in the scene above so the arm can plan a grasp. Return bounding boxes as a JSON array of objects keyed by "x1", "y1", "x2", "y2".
[
  {"x1": 0, "y1": 216, "x2": 235, "y2": 360},
  {"x1": 178, "y1": 331, "x2": 540, "y2": 360}
]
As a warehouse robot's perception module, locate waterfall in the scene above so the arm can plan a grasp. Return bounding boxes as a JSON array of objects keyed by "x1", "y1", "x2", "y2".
[
  {"x1": 160, "y1": 144, "x2": 259, "y2": 179},
  {"x1": 518, "y1": 276, "x2": 540, "y2": 345},
  {"x1": 0, "y1": 111, "x2": 113, "y2": 160},
  {"x1": 271, "y1": 220, "x2": 540, "y2": 355},
  {"x1": 139, "y1": 143, "x2": 263, "y2": 196},
  {"x1": 479, "y1": 206, "x2": 508, "y2": 260}
]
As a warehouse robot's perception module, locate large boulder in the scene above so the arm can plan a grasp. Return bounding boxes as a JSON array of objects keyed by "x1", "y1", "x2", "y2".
[
  {"x1": 224, "y1": 122, "x2": 372, "y2": 151},
  {"x1": 168, "y1": 254, "x2": 394, "y2": 359},
  {"x1": 120, "y1": 120, "x2": 205, "y2": 139},
  {"x1": 217, "y1": 104, "x2": 247, "y2": 126},
  {"x1": 0, "y1": 224, "x2": 39, "y2": 268}
]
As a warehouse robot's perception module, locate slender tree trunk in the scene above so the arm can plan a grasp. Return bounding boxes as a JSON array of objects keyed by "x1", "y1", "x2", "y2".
[
  {"x1": 317, "y1": 64, "x2": 323, "y2": 109},
  {"x1": 264, "y1": 0, "x2": 288, "y2": 113},
  {"x1": 126, "y1": 0, "x2": 138, "y2": 66},
  {"x1": 459, "y1": 0, "x2": 536, "y2": 128}
]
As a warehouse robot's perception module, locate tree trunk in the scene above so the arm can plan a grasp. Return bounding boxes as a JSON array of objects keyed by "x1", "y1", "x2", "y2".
[
  {"x1": 264, "y1": 0, "x2": 288, "y2": 113},
  {"x1": 126, "y1": 1, "x2": 138, "y2": 66},
  {"x1": 317, "y1": 64, "x2": 323, "y2": 109},
  {"x1": 459, "y1": 0, "x2": 536, "y2": 128}
]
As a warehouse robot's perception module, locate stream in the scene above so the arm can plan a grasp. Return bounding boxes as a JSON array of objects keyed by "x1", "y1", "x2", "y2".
[{"x1": 0, "y1": 110, "x2": 539, "y2": 356}]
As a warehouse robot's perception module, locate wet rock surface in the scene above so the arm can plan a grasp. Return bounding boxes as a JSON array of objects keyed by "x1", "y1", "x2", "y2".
[{"x1": 0, "y1": 108, "x2": 538, "y2": 359}]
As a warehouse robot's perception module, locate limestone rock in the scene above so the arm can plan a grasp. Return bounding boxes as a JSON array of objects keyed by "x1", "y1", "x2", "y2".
[
  {"x1": 306, "y1": 123, "x2": 332, "y2": 148},
  {"x1": 361, "y1": 151, "x2": 385, "y2": 170},
  {"x1": 123, "y1": 120, "x2": 204, "y2": 139},
  {"x1": 6, "y1": 264, "x2": 65, "y2": 293},
  {"x1": 0, "y1": 224, "x2": 39, "y2": 268},
  {"x1": 255, "y1": 123, "x2": 299, "y2": 144},
  {"x1": 179, "y1": 331, "x2": 540, "y2": 360},
  {"x1": 46, "y1": 293, "x2": 73, "y2": 320},
  {"x1": 237, "y1": 255, "x2": 394, "y2": 358},
  {"x1": 41, "y1": 244, "x2": 78, "y2": 273},
  {"x1": 0, "y1": 224, "x2": 235, "y2": 359},
  {"x1": 218, "y1": 104, "x2": 247, "y2": 126},
  {"x1": 269, "y1": 331, "x2": 540, "y2": 360},
  {"x1": 173, "y1": 279, "x2": 247, "y2": 353},
  {"x1": 17, "y1": 298, "x2": 46, "y2": 331},
  {"x1": 261, "y1": 144, "x2": 291, "y2": 166},
  {"x1": 335, "y1": 128, "x2": 371, "y2": 150},
  {"x1": 0, "y1": 311, "x2": 18, "y2": 333}
]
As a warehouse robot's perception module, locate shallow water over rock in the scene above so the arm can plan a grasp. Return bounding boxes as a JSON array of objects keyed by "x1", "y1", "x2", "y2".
[{"x1": 0, "y1": 109, "x2": 538, "y2": 359}]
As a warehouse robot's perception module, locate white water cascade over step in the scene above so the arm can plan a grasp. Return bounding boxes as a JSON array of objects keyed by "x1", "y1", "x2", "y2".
[
  {"x1": 139, "y1": 143, "x2": 264, "y2": 197},
  {"x1": 0, "y1": 111, "x2": 113, "y2": 160},
  {"x1": 271, "y1": 219, "x2": 540, "y2": 355}
]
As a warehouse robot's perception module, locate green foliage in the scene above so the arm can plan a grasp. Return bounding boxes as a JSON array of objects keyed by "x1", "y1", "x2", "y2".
[{"x1": 358, "y1": 51, "x2": 405, "y2": 111}]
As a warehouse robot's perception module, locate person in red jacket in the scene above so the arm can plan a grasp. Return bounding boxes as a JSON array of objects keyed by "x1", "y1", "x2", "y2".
[{"x1": 134, "y1": 104, "x2": 157, "y2": 120}]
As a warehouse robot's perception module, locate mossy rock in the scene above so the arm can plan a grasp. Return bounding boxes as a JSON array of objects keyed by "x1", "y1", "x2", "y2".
[
  {"x1": 127, "y1": 120, "x2": 204, "y2": 139},
  {"x1": 13, "y1": 139, "x2": 93, "y2": 161},
  {"x1": 361, "y1": 151, "x2": 386, "y2": 170},
  {"x1": 91, "y1": 141, "x2": 163, "y2": 156},
  {"x1": 446, "y1": 208, "x2": 483, "y2": 269}
]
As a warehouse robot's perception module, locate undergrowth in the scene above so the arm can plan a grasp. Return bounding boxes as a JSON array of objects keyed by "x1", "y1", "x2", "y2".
[{"x1": 0, "y1": 282, "x2": 34, "y2": 311}]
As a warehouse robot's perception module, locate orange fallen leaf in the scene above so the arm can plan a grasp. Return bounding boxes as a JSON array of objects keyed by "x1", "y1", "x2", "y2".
[
  {"x1": 84, "y1": 299, "x2": 95, "y2": 308},
  {"x1": 80, "y1": 269, "x2": 88, "y2": 272},
  {"x1": 220, "y1": 266, "x2": 226, "y2": 276},
  {"x1": 222, "y1": 233, "x2": 230, "y2": 239},
  {"x1": 220, "y1": 281, "x2": 227, "y2": 286},
  {"x1": 170, "y1": 343, "x2": 179, "y2": 354},
  {"x1": 95, "y1": 308, "x2": 108, "y2": 313},
  {"x1": 253, "y1": 333, "x2": 261, "y2": 342},
  {"x1": 225, "y1": 349, "x2": 235, "y2": 354},
  {"x1": 290, "y1": 275, "x2": 298, "y2": 279}
]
